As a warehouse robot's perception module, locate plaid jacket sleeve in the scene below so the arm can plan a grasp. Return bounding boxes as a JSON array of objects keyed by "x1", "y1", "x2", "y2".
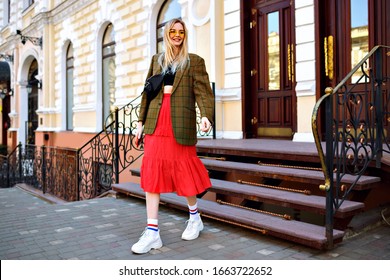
[
  {"x1": 191, "y1": 54, "x2": 214, "y2": 124},
  {"x1": 170, "y1": 54, "x2": 214, "y2": 145}
]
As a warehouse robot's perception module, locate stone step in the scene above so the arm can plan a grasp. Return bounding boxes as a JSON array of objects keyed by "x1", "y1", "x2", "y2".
[
  {"x1": 200, "y1": 158, "x2": 381, "y2": 190},
  {"x1": 112, "y1": 182, "x2": 345, "y2": 250},
  {"x1": 129, "y1": 168, "x2": 364, "y2": 218},
  {"x1": 208, "y1": 178, "x2": 364, "y2": 218}
]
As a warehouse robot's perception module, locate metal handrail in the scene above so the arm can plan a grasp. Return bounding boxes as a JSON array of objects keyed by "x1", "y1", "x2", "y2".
[
  {"x1": 312, "y1": 46, "x2": 388, "y2": 189},
  {"x1": 311, "y1": 45, "x2": 390, "y2": 248}
]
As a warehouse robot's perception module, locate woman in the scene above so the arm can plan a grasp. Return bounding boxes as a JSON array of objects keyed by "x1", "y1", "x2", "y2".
[{"x1": 132, "y1": 18, "x2": 214, "y2": 254}]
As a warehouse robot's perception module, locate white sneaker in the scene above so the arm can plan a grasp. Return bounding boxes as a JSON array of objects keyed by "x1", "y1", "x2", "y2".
[
  {"x1": 131, "y1": 229, "x2": 163, "y2": 254},
  {"x1": 181, "y1": 219, "x2": 204, "y2": 241}
]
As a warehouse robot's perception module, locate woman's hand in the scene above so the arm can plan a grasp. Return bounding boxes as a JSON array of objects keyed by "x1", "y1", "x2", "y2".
[
  {"x1": 200, "y1": 117, "x2": 212, "y2": 132},
  {"x1": 136, "y1": 122, "x2": 144, "y2": 138},
  {"x1": 135, "y1": 122, "x2": 144, "y2": 145}
]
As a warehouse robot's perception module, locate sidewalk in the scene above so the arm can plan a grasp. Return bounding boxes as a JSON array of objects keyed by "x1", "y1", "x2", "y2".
[{"x1": 1, "y1": 185, "x2": 390, "y2": 260}]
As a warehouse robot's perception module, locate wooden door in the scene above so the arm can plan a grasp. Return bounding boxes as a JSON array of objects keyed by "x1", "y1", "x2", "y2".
[
  {"x1": 250, "y1": 0, "x2": 296, "y2": 138},
  {"x1": 318, "y1": 0, "x2": 390, "y2": 138}
]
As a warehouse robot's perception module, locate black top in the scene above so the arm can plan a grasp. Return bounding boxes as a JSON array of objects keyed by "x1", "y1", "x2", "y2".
[{"x1": 163, "y1": 66, "x2": 176, "y2": 86}]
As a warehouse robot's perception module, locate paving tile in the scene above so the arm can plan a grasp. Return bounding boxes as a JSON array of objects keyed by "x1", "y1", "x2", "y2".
[{"x1": 2, "y1": 186, "x2": 390, "y2": 260}]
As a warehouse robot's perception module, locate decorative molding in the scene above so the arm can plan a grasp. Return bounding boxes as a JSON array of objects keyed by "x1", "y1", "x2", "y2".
[
  {"x1": 295, "y1": 81, "x2": 316, "y2": 97},
  {"x1": 215, "y1": 88, "x2": 241, "y2": 101},
  {"x1": 72, "y1": 104, "x2": 97, "y2": 113},
  {"x1": 49, "y1": 0, "x2": 96, "y2": 25},
  {"x1": 189, "y1": 0, "x2": 210, "y2": 26},
  {"x1": 36, "y1": 108, "x2": 58, "y2": 114}
]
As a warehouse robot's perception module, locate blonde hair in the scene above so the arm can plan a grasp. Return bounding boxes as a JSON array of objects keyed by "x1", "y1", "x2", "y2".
[{"x1": 158, "y1": 18, "x2": 189, "y2": 73}]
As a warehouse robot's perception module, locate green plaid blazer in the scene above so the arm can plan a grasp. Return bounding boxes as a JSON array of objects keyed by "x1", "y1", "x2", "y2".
[{"x1": 138, "y1": 53, "x2": 215, "y2": 146}]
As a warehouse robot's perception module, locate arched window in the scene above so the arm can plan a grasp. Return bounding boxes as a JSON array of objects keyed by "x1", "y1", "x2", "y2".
[
  {"x1": 66, "y1": 43, "x2": 74, "y2": 130},
  {"x1": 3, "y1": 0, "x2": 11, "y2": 24},
  {"x1": 102, "y1": 23, "x2": 116, "y2": 127},
  {"x1": 157, "y1": 0, "x2": 181, "y2": 53}
]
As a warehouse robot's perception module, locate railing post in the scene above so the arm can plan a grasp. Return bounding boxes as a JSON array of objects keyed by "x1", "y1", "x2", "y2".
[
  {"x1": 18, "y1": 142, "x2": 22, "y2": 181},
  {"x1": 42, "y1": 145, "x2": 46, "y2": 194},
  {"x1": 114, "y1": 107, "x2": 119, "y2": 184},
  {"x1": 324, "y1": 88, "x2": 334, "y2": 249},
  {"x1": 374, "y1": 48, "x2": 383, "y2": 168},
  {"x1": 76, "y1": 149, "x2": 80, "y2": 201}
]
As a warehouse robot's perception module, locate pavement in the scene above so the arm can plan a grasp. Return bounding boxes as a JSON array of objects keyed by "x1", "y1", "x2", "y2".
[{"x1": 1, "y1": 184, "x2": 390, "y2": 260}]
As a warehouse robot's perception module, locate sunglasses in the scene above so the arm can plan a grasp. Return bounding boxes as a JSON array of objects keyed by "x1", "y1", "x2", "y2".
[{"x1": 169, "y1": 29, "x2": 185, "y2": 37}]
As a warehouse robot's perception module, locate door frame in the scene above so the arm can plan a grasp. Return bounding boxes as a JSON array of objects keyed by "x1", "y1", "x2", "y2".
[
  {"x1": 240, "y1": 0, "x2": 296, "y2": 139},
  {"x1": 241, "y1": 0, "x2": 254, "y2": 139},
  {"x1": 314, "y1": 0, "x2": 390, "y2": 139}
]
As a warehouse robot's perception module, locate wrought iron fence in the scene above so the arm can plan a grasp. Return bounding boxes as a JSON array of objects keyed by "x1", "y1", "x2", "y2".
[
  {"x1": 312, "y1": 45, "x2": 390, "y2": 248},
  {"x1": 77, "y1": 95, "x2": 144, "y2": 200},
  {"x1": 0, "y1": 144, "x2": 78, "y2": 201},
  {"x1": 0, "y1": 144, "x2": 21, "y2": 189}
]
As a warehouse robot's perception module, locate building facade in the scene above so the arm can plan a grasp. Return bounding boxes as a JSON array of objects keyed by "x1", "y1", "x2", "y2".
[{"x1": 0, "y1": 0, "x2": 388, "y2": 149}]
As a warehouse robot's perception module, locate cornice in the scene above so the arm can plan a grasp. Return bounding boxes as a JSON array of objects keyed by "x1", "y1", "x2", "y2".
[
  {"x1": 48, "y1": 0, "x2": 96, "y2": 25},
  {"x1": 22, "y1": 0, "x2": 96, "y2": 33}
]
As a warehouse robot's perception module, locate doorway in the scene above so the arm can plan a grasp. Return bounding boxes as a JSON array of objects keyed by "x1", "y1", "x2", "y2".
[
  {"x1": 26, "y1": 61, "x2": 39, "y2": 145},
  {"x1": 242, "y1": 0, "x2": 296, "y2": 139}
]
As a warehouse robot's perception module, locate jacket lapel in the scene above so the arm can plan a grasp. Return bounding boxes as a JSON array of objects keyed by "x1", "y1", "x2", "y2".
[{"x1": 171, "y1": 68, "x2": 184, "y2": 94}]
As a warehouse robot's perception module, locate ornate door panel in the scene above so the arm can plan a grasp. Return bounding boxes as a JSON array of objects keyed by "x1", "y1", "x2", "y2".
[{"x1": 250, "y1": 0, "x2": 296, "y2": 138}]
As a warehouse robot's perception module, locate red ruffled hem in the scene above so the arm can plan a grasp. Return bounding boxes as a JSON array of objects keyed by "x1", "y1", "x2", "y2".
[{"x1": 141, "y1": 148, "x2": 211, "y2": 196}]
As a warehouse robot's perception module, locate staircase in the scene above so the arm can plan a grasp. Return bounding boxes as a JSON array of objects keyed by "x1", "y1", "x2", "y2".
[
  {"x1": 112, "y1": 138, "x2": 387, "y2": 250},
  {"x1": 111, "y1": 46, "x2": 390, "y2": 250}
]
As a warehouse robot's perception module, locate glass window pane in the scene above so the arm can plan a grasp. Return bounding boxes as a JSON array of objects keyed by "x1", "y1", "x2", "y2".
[
  {"x1": 103, "y1": 57, "x2": 116, "y2": 123},
  {"x1": 103, "y1": 44, "x2": 115, "y2": 56},
  {"x1": 351, "y1": 0, "x2": 369, "y2": 83},
  {"x1": 267, "y1": 12, "x2": 280, "y2": 91},
  {"x1": 66, "y1": 43, "x2": 74, "y2": 131},
  {"x1": 102, "y1": 24, "x2": 116, "y2": 127},
  {"x1": 157, "y1": 0, "x2": 181, "y2": 25},
  {"x1": 103, "y1": 24, "x2": 115, "y2": 45},
  {"x1": 66, "y1": 68, "x2": 74, "y2": 130}
]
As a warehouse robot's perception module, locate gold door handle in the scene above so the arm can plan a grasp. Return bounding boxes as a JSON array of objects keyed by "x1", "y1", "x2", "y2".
[
  {"x1": 251, "y1": 117, "x2": 258, "y2": 125},
  {"x1": 324, "y1": 35, "x2": 334, "y2": 80},
  {"x1": 288, "y1": 44, "x2": 294, "y2": 81}
]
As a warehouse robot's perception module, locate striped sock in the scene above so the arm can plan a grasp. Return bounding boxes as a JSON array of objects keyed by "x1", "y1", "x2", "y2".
[
  {"x1": 188, "y1": 203, "x2": 200, "y2": 221},
  {"x1": 147, "y1": 219, "x2": 159, "y2": 232}
]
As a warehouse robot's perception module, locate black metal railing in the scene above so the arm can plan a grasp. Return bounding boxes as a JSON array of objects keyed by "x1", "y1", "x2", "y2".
[
  {"x1": 77, "y1": 95, "x2": 144, "y2": 200},
  {"x1": 1, "y1": 83, "x2": 216, "y2": 201},
  {"x1": 0, "y1": 144, "x2": 21, "y2": 189},
  {"x1": 0, "y1": 144, "x2": 78, "y2": 201},
  {"x1": 312, "y1": 45, "x2": 390, "y2": 248}
]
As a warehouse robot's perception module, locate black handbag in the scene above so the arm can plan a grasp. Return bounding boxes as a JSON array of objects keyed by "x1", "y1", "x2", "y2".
[
  {"x1": 143, "y1": 73, "x2": 164, "y2": 101},
  {"x1": 142, "y1": 73, "x2": 165, "y2": 122}
]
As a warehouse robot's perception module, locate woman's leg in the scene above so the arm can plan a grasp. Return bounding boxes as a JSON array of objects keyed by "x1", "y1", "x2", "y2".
[
  {"x1": 146, "y1": 192, "x2": 160, "y2": 219},
  {"x1": 186, "y1": 196, "x2": 197, "y2": 208},
  {"x1": 185, "y1": 196, "x2": 200, "y2": 220},
  {"x1": 131, "y1": 192, "x2": 162, "y2": 254},
  {"x1": 182, "y1": 195, "x2": 204, "y2": 240}
]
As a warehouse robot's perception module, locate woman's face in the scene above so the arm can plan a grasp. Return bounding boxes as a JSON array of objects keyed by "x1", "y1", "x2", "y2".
[{"x1": 168, "y1": 22, "x2": 185, "y2": 49}]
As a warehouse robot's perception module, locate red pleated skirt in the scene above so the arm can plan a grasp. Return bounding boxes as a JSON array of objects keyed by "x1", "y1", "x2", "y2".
[{"x1": 140, "y1": 94, "x2": 211, "y2": 196}]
